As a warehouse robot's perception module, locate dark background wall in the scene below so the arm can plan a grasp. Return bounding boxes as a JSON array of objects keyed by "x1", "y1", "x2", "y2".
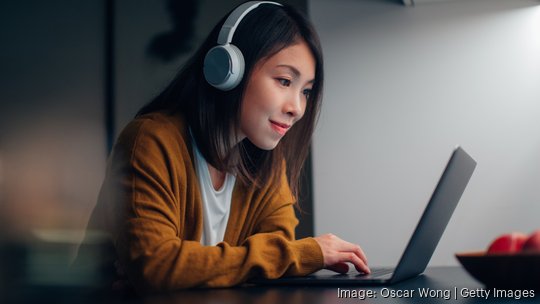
[
  {"x1": 0, "y1": 0, "x2": 313, "y2": 245},
  {"x1": 0, "y1": 1, "x2": 107, "y2": 237}
]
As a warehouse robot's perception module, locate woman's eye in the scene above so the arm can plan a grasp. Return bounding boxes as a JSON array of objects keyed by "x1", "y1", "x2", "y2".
[
  {"x1": 277, "y1": 78, "x2": 291, "y2": 87},
  {"x1": 303, "y1": 88, "x2": 312, "y2": 99}
]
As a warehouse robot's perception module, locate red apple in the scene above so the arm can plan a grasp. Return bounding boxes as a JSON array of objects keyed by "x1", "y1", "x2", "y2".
[
  {"x1": 487, "y1": 232, "x2": 527, "y2": 254},
  {"x1": 521, "y1": 230, "x2": 540, "y2": 253}
]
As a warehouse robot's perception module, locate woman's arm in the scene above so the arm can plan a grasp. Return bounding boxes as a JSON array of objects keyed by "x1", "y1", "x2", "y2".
[{"x1": 117, "y1": 192, "x2": 323, "y2": 292}]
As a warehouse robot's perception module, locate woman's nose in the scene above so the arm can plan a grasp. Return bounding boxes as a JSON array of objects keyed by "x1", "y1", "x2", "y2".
[{"x1": 283, "y1": 92, "x2": 305, "y2": 118}]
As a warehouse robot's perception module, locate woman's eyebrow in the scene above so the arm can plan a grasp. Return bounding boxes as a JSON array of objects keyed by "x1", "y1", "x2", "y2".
[{"x1": 276, "y1": 64, "x2": 314, "y2": 84}]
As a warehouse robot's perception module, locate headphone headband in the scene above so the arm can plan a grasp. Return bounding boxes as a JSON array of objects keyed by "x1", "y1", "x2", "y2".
[{"x1": 217, "y1": 1, "x2": 282, "y2": 45}]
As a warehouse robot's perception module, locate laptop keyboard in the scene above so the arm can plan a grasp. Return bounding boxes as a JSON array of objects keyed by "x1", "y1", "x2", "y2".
[{"x1": 356, "y1": 268, "x2": 393, "y2": 278}]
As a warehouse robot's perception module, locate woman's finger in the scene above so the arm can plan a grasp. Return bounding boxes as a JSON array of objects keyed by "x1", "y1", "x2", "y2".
[
  {"x1": 352, "y1": 244, "x2": 368, "y2": 267},
  {"x1": 336, "y1": 240, "x2": 369, "y2": 269},
  {"x1": 340, "y1": 251, "x2": 370, "y2": 274}
]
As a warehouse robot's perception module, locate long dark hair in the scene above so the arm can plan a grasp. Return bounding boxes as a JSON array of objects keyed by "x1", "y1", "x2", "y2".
[{"x1": 137, "y1": 2, "x2": 324, "y2": 201}]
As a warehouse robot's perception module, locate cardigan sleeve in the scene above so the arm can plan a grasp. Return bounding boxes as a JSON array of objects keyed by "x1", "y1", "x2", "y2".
[{"x1": 112, "y1": 116, "x2": 324, "y2": 294}]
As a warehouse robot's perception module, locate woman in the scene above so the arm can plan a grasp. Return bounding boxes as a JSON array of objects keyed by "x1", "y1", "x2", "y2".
[{"x1": 77, "y1": 1, "x2": 369, "y2": 293}]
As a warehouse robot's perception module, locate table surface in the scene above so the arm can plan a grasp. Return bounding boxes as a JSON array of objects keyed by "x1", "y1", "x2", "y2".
[
  {"x1": 6, "y1": 266, "x2": 538, "y2": 304},
  {"x1": 138, "y1": 266, "x2": 538, "y2": 304}
]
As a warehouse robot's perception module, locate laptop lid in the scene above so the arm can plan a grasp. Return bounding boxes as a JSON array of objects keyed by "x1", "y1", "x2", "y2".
[{"x1": 389, "y1": 146, "x2": 476, "y2": 283}]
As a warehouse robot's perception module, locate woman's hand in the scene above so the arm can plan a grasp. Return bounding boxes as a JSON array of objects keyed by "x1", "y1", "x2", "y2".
[{"x1": 314, "y1": 233, "x2": 370, "y2": 274}]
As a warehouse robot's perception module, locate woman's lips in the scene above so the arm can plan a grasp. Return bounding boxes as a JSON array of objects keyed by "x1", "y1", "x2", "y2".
[{"x1": 270, "y1": 120, "x2": 290, "y2": 136}]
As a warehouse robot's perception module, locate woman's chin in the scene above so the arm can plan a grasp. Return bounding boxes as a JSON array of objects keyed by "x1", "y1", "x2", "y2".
[{"x1": 251, "y1": 138, "x2": 280, "y2": 151}]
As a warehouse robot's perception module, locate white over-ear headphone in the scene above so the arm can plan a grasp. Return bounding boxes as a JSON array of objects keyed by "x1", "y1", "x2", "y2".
[{"x1": 203, "y1": 1, "x2": 282, "y2": 91}]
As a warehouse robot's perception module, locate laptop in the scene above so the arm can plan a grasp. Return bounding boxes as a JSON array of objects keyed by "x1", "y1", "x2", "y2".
[{"x1": 252, "y1": 146, "x2": 476, "y2": 286}]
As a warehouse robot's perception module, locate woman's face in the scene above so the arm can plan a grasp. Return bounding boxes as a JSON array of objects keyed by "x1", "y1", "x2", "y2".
[{"x1": 239, "y1": 40, "x2": 315, "y2": 150}]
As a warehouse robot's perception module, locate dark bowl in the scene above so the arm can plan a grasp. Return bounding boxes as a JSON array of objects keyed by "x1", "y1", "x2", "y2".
[{"x1": 456, "y1": 251, "x2": 540, "y2": 290}]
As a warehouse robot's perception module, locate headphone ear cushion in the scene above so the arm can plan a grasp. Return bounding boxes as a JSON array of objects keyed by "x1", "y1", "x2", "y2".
[{"x1": 203, "y1": 44, "x2": 245, "y2": 91}]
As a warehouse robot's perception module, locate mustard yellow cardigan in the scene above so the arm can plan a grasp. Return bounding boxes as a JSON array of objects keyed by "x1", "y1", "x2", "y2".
[{"x1": 79, "y1": 111, "x2": 324, "y2": 293}]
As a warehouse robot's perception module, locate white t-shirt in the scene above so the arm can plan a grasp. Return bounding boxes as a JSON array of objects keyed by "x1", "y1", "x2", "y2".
[{"x1": 192, "y1": 140, "x2": 236, "y2": 246}]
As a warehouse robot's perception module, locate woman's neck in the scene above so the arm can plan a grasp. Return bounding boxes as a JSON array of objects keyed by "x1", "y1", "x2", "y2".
[{"x1": 207, "y1": 163, "x2": 226, "y2": 191}]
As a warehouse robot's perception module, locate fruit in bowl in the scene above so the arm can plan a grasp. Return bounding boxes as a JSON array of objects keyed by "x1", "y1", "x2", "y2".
[
  {"x1": 487, "y1": 232, "x2": 527, "y2": 254},
  {"x1": 522, "y1": 230, "x2": 540, "y2": 253},
  {"x1": 455, "y1": 230, "x2": 540, "y2": 290}
]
